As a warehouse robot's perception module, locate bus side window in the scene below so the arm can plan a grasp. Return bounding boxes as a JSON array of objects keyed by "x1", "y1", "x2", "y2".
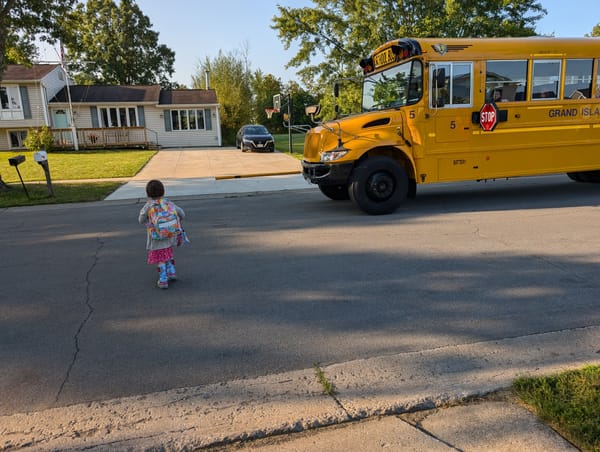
[
  {"x1": 532, "y1": 60, "x2": 561, "y2": 100},
  {"x1": 596, "y1": 59, "x2": 600, "y2": 98},
  {"x1": 485, "y1": 60, "x2": 527, "y2": 102},
  {"x1": 564, "y1": 59, "x2": 593, "y2": 99},
  {"x1": 430, "y1": 62, "x2": 472, "y2": 108}
]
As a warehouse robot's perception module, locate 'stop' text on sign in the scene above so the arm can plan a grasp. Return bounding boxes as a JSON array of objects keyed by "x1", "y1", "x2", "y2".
[{"x1": 480, "y1": 103, "x2": 498, "y2": 131}]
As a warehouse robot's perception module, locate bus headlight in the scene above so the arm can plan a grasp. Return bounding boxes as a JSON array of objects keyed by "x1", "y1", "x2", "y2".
[{"x1": 320, "y1": 149, "x2": 348, "y2": 162}]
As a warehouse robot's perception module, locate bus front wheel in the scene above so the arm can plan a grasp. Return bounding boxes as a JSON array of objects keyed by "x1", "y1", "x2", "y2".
[{"x1": 348, "y1": 156, "x2": 408, "y2": 215}]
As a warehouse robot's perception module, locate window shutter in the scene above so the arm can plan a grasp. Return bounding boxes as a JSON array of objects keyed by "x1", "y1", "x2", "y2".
[
  {"x1": 204, "y1": 109, "x2": 212, "y2": 130},
  {"x1": 164, "y1": 110, "x2": 172, "y2": 131},
  {"x1": 19, "y1": 86, "x2": 32, "y2": 119},
  {"x1": 137, "y1": 106, "x2": 145, "y2": 127},
  {"x1": 90, "y1": 107, "x2": 99, "y2": 127}
]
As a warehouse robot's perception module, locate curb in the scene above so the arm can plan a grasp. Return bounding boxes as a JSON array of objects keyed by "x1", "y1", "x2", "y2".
[{"x1": 2, "y1": 325, "x2": 598, "y2": 450}]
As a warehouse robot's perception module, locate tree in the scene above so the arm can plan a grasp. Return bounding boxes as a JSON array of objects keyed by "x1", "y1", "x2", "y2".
[
  {"x1": 193, "y1": 49, "x2": 253, "y2": 145},
  {"x1": 23, "y1": 125, "x2": 53, "y2": 152},
  {"x1": 252, "y1": 71, "x2": 284, "y2": 132},
  {"x1": 281, "y1": 81, "x2": 319, "y2": 131},
  {"x1": 0, "y1": 0, "x2": 76, "y2": 81},
  {"x1": 60, "y1": 0, "x2": 175, "y2": 86},
  {"x1": 586, "y1": 24, "x2": 600, "y2": 37},
  {"x1": 272, "y1": 0, "x2": 547, "y2": 118}
]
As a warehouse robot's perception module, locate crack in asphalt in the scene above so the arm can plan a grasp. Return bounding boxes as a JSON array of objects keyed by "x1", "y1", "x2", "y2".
[{"x1": 55, "y1": 237, "x2": 103, "y2": 404}]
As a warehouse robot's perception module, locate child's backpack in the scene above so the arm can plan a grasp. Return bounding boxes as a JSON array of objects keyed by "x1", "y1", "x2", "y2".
[{"x1": 147, "y1": 198, "x2": 182, "y2": 240}]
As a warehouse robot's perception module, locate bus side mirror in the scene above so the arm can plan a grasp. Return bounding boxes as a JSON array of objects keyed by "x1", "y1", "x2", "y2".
[
  {"x1": 433, "y1": 68, "x2": 446, "y2": 88},
  {"x1": 334, "y1": 82, "x2": 339, "y2": 98},
  {"x1": 305, "y1": 105, "x2": 321, "y2": 116}
]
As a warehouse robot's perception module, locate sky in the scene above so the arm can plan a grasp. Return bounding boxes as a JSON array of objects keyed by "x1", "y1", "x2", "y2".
[{"x1": 36, "y1": 0, "x2": 600, "y2": 88}]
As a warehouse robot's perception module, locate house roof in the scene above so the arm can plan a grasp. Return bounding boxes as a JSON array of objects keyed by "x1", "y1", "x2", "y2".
[
  {"x1": 51, "y1": 85, "x2": 162, "y2": 103},
  {"x1": 50, "y1": 85, "x2": 218, "y2": 106},
  {"x1": 1, "y1": 64, "x2": 60, "y2": 82},
  {"x1": 159, "y1": 89, "x2": 218, "y2": 105}
]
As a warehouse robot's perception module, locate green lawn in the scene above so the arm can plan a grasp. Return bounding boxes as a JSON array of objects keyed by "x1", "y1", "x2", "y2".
[
  {"x1": 0, "y1": 149, "x2": 156, "y2": 182},
  {"x1": 0, "y1": 149, "x2": 155, "y2": 208},
  {"x1": 273, "y1": 132, "x2": 305, "y2": 159},
  {"x1": 514, "y1": 365, "x2": 600, "y2": 451}
]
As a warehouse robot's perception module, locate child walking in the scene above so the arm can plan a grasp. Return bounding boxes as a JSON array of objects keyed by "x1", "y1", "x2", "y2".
[{"x1": 138, "y1": 179, "x2": 186, "y2": 289}]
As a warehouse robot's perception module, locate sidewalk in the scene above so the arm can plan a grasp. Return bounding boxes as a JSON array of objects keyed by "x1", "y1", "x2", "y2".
[
  {"x1": 3, "y1": 148, "x2": 594, "y2": 450},
  {"x1": 104, "y1": 147, "x2": 314, "y2": 201}
]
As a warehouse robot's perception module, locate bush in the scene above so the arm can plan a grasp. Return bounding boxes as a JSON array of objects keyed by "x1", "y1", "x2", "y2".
[{"x1": 24, "y1": 126, "x2": 54, "y2": 152}]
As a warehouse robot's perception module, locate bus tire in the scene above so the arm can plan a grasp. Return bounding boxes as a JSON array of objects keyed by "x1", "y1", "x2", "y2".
[
  {"x1": 318, "y1": 184, "x2": 350, "y2": 200},
  {"x1": 567, "y1": 171, "x2": 600, "y2": 183},
  {"x1": 582, "y1": 170, "x2": 600, "y2": 182},
  {"x1": 407, "y1": 178, "x2": 417, "y2": 198},
  {"x1": 348, "y1": 156, "x2": 408, "y2": 215}
]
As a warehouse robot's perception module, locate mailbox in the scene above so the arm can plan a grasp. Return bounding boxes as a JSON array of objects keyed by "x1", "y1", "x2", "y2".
[
  {"x1": 35, "y1": 147, "x2": 54, "y2": 197},
  {"x1": 7, "y1": 154, "x2": 29, "y2": 199},
  {"x1": 8, "y1": 155, "x2": 25, "y2": 166},
  {"x1": 34, "y1": 151, "x2": 48, "y2": 163}
]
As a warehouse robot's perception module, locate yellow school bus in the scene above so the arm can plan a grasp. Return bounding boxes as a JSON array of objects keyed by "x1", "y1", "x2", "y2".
[{"x1": 302, "y1": 37, "x2": 600, "y2": 214}]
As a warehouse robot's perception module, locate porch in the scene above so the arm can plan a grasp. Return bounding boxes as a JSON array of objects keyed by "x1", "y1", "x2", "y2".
[{"x1": 52, "y1": 126, "x2": 160, "y2": 150}]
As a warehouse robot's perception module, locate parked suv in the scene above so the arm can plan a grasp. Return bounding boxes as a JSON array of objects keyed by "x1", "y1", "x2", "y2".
[{"x1": 236, "y1": 124, "x2": 275, "y2": 152}]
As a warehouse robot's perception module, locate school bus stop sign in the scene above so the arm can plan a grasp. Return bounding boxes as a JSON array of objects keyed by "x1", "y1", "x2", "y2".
[{"x1": 479, "y1": 102, "x2": 498, "y2": 131}]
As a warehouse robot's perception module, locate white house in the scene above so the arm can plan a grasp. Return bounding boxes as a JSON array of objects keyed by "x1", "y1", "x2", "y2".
[
  {"x1": 0, "y1": 64, "x2": 222, "y2": 150},
  {"x1": 0, "y1": 64, "x2": 66, "y2": 150}
]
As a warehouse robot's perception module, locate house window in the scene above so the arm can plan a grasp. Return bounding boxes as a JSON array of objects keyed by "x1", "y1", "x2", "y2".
[
  {"x1": 9, "y1": 130, "x2": 27, "y2": 148},
  {"x1": 0, "y1": 86, "x2": 21, "y2": 110},
  {"x1": 169, "y1": 109, "x2": 205, "y2": 131},
  {"x1": 98, "y1": 107, "x2": 139, "y2": 127}
]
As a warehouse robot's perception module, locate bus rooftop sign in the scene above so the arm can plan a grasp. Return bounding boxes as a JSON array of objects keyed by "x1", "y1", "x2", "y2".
[{"x1": 479, "y1": 102, "x2": 498, "y2": 131}]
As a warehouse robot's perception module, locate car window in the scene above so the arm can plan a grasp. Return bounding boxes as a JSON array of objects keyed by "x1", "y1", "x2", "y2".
[{"x1": 246, "y1": 126, "x2": 269, "y2": 134}]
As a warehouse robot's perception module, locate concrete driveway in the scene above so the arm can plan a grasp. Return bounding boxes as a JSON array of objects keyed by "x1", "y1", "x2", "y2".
[{"x1": 105, "y1": 146, "x2": 310, "y2": 201}]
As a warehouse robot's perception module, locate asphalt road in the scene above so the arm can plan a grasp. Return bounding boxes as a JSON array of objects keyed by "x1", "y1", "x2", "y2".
[{"x1": 1, "y1": 174, "x2": 600, "y2": 417}]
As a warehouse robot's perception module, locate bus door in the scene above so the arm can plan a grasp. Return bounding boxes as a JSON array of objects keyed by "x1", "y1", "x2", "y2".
[{"x1": 429, "y1": 62, "x2": 481, "y2": 181}]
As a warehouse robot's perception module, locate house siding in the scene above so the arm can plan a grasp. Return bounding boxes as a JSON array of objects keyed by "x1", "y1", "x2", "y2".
[
  {"x1": 149, "y1": 106, "x2": 221, "y2": 148},
  {"x1": 1, "y1": 65, "x2": 66, "y2": 150}
]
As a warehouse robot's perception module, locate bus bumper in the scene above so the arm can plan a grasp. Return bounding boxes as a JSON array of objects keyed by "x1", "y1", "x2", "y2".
[{"x1": 302, "y1": 161, "x2": 354, "y2": 185}]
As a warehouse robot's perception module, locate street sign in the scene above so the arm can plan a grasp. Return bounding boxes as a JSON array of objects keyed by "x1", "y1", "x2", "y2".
[{"x1": 479, "y1": 102, "x2": 498, "y2": 131}]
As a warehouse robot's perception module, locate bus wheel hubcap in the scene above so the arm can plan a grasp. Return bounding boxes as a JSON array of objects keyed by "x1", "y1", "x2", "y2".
[{"x1": 367, "y1": 172, "x2": 394, "y2": 201}]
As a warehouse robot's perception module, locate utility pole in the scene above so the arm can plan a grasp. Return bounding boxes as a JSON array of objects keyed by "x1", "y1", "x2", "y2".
[{"x1": 287, "y1": 93, "x2": 292, "y2": 154}]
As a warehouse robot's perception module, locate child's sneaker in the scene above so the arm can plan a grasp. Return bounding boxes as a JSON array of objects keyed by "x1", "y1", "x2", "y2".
[
  {"x1": 166, "y1": 259, "x2": 177, "y2": 281},
  {"x1": 157, "y1": 263, "x2": 169, "y2": 289},
  {"x1": 157, "y1": 279, "x2": 168, "y2": 289}
]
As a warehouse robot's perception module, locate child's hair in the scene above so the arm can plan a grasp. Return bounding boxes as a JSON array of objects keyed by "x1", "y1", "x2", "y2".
[{"x1": 146, "y1": 179, "x2": 165, "y2": 199}]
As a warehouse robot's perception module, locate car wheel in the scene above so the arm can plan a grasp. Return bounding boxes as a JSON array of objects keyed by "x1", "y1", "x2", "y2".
[{"x1": 348, "y1": 156, "x2": 408, "y2": 215}]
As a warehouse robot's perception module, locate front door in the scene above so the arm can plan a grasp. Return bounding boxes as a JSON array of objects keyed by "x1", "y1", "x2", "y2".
[{"x1": 53, "y1": 109, "x2": 69, "y2": 128}]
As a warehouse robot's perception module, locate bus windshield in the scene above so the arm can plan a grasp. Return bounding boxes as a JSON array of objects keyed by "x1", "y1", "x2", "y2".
[{"x1": 362, "y1": 60, "x2": 422, "y2": 112}]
